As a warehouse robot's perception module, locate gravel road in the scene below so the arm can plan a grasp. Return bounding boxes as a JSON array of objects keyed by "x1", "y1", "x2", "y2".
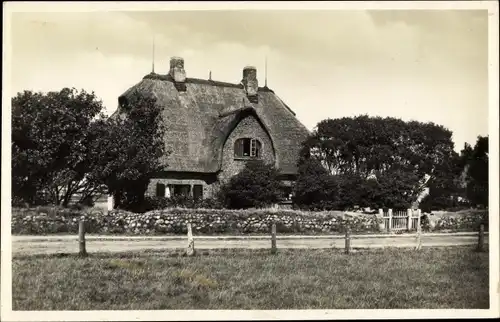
[{"x1": 11, "y1": 233, "x2": 487, "y2": 255}]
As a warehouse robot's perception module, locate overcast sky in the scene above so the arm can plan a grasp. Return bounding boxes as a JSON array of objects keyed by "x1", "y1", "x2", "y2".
[{"x1": 9, "y1": 8, "x2": 489, "y2": 151}]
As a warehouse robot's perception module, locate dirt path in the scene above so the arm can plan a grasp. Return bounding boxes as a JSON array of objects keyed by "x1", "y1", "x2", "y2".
[{"x1": 11, "y1": 233, "x2": 487, "y2": 255}]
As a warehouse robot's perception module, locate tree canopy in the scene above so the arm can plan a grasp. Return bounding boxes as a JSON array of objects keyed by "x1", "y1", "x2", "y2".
[
  {"x1": 12, "y1": 88, "x2": 105, "y2": 206},
  {"x1": 463, "y1": 136, "x2": 488, "y2": 207},
  {"x1": 12, "y1": 88, "x2": 167, "y2": 209},
  {"x1": 301, "y1": 115, "x2": 457, "y2": 180},
  {"x1": 296, "y1": 115, "x2": 462, "y2": 210}
]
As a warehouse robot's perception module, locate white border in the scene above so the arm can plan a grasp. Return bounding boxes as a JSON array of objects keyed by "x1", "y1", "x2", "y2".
[{"x1": 2, "y1": 1, "x2": 499, "y2": 321}]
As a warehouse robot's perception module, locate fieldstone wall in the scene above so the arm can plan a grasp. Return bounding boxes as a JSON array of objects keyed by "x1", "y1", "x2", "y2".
[
  {"x1": 11, "y1": 207, "x2": 488, "y2": 236},
  {"x1": 12, "y1": 207, "x2": 378, "y2": 235}
]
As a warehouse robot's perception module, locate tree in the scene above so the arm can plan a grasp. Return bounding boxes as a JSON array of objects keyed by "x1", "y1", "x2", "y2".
[
  {"x1": 465, "y1": 136, "x2": 488, "y2": 207},
  {"x1": 12, "y1": 88, "x2": 168, "y2": 210},
  {"x1": 12, "y1": 88, "x2": 105, "y2": 206},
  {"x1": 419, "y1": 151, "x2": 466, "y2": 211},
  {"x1": 89, "y1": 92, "x2": 168, "y2": 211},
  {"x1": 219, "y1": 160, "x2": 283, "y2": 209},
  {"x1": 300, "y1": 115, "x2": 457, "y2": 203}
]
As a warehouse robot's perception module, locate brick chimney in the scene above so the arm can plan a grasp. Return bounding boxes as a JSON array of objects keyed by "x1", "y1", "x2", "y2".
[
  {"x1": 169, "y1": 56, "x2": 186, "y2": 91},
  {"x1": 242, "y1": 66, "x2": 258, "y2": 103}
]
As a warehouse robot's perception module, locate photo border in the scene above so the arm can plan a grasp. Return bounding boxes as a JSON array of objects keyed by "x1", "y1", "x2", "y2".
[{"x1": 2, "y1": 1, "x2": 498, "y2": 320}]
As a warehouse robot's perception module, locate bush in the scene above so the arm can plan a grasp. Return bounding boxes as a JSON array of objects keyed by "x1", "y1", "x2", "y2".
[
  {"x1": 293, "y1": 159, "x2": 341, "y2": 210},
  {"x1": 293, "y1": 159, "x2": 417, "y2": 211},
  {"x1": 219, "y1": 160, "x2": 283, "y2": 209},
  {"x1": 419, "y1": 194, "x2": 470, "y2": 213}
]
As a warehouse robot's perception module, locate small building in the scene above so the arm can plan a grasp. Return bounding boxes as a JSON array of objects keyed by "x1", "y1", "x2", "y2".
[{"x1": 115, "y1": 56, "x2": 310, "y2": 200}]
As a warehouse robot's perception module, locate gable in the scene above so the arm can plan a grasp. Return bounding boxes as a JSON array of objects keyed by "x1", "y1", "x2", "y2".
[{"x1": 218, "y1": 113, "x2": 276, "y2": 182}]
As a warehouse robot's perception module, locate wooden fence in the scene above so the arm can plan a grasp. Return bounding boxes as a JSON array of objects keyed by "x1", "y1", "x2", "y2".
[
  {"x1": 76, "y1": 219, "x2": 487, "y2": 256},
  {"x1": 379, "y1": 208, "x2": 421, "y2": 233}
]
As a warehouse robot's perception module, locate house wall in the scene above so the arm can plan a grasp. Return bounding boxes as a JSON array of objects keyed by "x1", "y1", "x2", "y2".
[
  {"x1": 218, "y1": 113, "x2": 276, "y2": 183},
  {"x1": 146, "y1": 114, "x2": 277, "y2": 200}
]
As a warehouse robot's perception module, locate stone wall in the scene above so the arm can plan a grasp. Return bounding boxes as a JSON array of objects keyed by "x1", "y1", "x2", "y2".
[
  {"x1": 12, "y1": 207, "x2": 379, "y2": 235},
  {"x1": 218, "y1": 113, "x2": 275, "y2": 183},
  {"x1": 11, "y1": 207, "x2": 488, "y2": 236}
]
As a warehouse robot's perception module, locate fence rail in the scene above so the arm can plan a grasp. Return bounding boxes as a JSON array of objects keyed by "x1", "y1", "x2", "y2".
[{"x1": 379, "y1": 208, "x2": 421, "y2": 233}]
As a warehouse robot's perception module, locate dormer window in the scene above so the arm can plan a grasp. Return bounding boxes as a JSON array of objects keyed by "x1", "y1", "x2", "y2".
[{"x1": 234, "y1": 138, "x2": 262, "y2": 159}]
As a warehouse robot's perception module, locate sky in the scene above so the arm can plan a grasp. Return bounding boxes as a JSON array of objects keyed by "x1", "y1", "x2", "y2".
[{"x1": 9, "y1": 8, "x2": 489, "y2": 151}]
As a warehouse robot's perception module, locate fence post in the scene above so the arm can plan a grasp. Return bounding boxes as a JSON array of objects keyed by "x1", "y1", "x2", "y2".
[
  {"x1": 107, "y1": 194, "x2": 114, "y2": 214},
  {"x1": 388, "y1": 209, "x2": 393, "y2": 232},
  {"x1": 417, "y1": 209, "x2": 422, "y2": 230},
  {"x1": 271, "y1": 222, "x2": 277, "y2": 254},
  {"x1": 344, "y1": 225, "x2": 351, "y2": 255},
  {"x1": 78, "y1": 220, "x2": 87, "y2": 257},
  {"x1": 378, "y1": 209, "x2": 384, "y2": 232},
  {"x1": 186, "y1": 222, "x2": 195, "y2": 256},
  {"x1": 477, "y1": 223, "x2": 485, "y2": 252},
  {"x1": 415, "y1": 210, "x2": 422, "y2": 250},
  {"x1": 407, "y1": 208, "x2": 412, "y2": 231}
]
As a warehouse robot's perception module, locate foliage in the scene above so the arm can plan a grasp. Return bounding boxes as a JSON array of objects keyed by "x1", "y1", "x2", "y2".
[
  {"x1": 421, "y1": 136, "x2": 489, "y2": 211},
  {"x1": 88, "y1": 92, "x2": 168, "y2": 212},
  {"x1": 296, "y1": 115, "x2": 459, "y2": 210},
  {"x1": 12, "y1": 88, "x2": 106, "y2": 206},
  {"x1": 463, "y1": 136, "x2": 489, "y2": 207},
  {"x1": 12, "y1": 88, "x2": 168, "y2": 211},
  {"x1": 418, "y1": 147, "x2": 468, "y2": 212},
  {"x1": 293, "y1": 158, "x2": 340, "y2": 210},
  {"x1": 294, "y1": 162, "x2": 420, "y2": 211},
  {"x1": 301, "y1": 115, "x2": 456, "y2": 178},
  {"x1": 218, "y1": 160, "x2": 284, "y2": 209}
]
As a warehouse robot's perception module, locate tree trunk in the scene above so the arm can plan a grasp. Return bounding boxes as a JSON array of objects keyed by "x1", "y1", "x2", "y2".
[{"x1": 62, "y1": 183, "x2": 73, "y2": 207}]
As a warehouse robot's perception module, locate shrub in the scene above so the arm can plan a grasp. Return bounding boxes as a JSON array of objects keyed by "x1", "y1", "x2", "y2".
[
  {"x1": 218, "y1": 160, "x2": 283, "y2": 209},
  {"x1": 293, "y1": 159, "x2": 341, "y2": 210}
]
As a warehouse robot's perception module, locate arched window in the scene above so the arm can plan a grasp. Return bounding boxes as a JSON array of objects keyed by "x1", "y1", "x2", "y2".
[{"x1": 234, "y1": 138, "x2": 262, "y2": 158}]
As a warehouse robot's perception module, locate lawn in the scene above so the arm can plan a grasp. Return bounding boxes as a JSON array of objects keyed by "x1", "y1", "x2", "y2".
[{"x1": 12, "y1": 247, "x2": 489, "y2": 310}]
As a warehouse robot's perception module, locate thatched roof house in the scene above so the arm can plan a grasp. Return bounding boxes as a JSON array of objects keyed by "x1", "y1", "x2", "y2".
[{"x1": 116, "y1": 56, "x2": 310, "y2": 200}]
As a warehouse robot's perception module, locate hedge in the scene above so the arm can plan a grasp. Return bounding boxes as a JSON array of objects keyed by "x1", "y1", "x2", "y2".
[{"x1": 11, "y1": 206, "x2": 488, "y2": 236}]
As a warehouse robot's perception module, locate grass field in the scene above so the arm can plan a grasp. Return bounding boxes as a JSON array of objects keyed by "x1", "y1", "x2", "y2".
[{"x1": 12, "y1": 247, "x2": 489, "y2": 310}]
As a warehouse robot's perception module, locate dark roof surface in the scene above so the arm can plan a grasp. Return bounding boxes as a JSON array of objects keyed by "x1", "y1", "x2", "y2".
[{"x1": 118, "y1": 73, "x2": 311, "y2": 175}]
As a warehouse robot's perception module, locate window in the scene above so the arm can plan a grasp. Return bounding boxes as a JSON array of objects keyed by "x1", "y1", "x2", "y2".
[
  {"x1": 156, "y1": 183, "x2": 166, "y2": 197},
  {"x1": 234, "y1": 138, "x2": 262, "y2": 158},
  {"x1": 171, "y1": 184, "x2": 191, "y2": 197},
  {"x1": 281, "y1": 186, "x2": 293, "y2": 201},
  {"x1": 193, "y1": 185, "x2": 203, "y2": 200}
]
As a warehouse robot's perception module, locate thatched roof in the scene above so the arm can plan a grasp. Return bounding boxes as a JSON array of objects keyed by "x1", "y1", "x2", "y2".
[{"x1": 117, "y1": 72, "x2": 311, "y2": 175}]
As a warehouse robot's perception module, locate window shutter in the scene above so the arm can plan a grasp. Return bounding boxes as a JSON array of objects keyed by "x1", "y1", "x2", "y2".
[
  {"x1": 250, "y1": 139, "x2": 257, "y2": 157},
  {"x1": 156, "y1": 183, "x2": 166, "y2": 197},
  {"x1": 193, "y1": 185, "x2": 203, "y2": 200},
  {"x1": 235, "y1": 139, "x2": 244, "y2": 157}
]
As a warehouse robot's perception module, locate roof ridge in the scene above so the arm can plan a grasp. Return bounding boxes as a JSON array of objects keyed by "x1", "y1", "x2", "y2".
[{"x1": 143, "y1": 73, "x2": 275, "y2": 92}]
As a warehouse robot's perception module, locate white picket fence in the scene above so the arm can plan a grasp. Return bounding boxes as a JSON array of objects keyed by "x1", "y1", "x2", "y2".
[{"x1": 379, "y1": 208, "x2": 422, "y2": 232}]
